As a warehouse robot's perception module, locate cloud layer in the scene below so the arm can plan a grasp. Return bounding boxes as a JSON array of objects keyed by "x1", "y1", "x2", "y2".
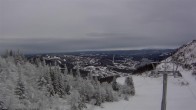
[{"x1": 0, "y1": 0, "x2": 195, "y2": 53}]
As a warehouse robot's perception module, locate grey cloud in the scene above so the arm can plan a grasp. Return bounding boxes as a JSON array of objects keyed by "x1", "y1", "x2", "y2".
[{"x1": 0, "y1": 0, "x2": 195, "y2": 53}]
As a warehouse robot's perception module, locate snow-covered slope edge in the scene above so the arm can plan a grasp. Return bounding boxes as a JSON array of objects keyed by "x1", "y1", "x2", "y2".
[
  {"x1": 155, "y1": 40, "x2": 196, "y2": 73},
  {"x1": 170, "y1": 40, "x2": 196, "y2": 66}
]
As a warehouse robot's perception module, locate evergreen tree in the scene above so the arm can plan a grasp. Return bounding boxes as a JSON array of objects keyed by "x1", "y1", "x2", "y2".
[
  {"x1": 37, "y1": 64, "x2": 55, "y2": 97},
  {"x1": 93, "y1": 82, "x2": 102, "y2": 106},
  {"x1": 65, "y1": 81, "x2": 71, "y2": 95},
  {"x1": 15, "y1": 72, "x2": 26, "y2": 100},
  {"x1": 58, "y1": 72, "x2": 66, "y2": 97},
  {"x1": 76, "y1": 62, "x2": 81, "y2": 78},
  {"x1": 78, "y1": 79, "x2": 95, "y2": 103},
  {"x1": 52, "y1": 66, "x2": 66, "y2": 97},
  {"x1": 42, "y1": 59, "x2": 46, "y2": 67},
  {"x1": 51, "y1": 67, "x2": 59, "y2": 95},
  {"x1": 64, "y1": 64, "x2": 68, "y2": 75},
  {"x1": 105, "y1": 85, "x2": 114, "y2": 102},
  {"x1": 69, "y1": 90, "x2": 86, "y2": 110},
  {"x1": 125, "y1": 76, "x2": 135, "y2": 96},
  {"x1": 102, "y1": 82, "x2": 118, "y2": 102},
  {"x1": 84, "y1": 80, "x2": 95, "y2": 102},
  {"x1": 93, "y1": 76, "x2": 99, "y2": 85},
  {"x1": 45, "y1": 67, "x2": 55, "y2": 96},
  {"x1": 112, "y1": 76, "x2": 119, "y2": 91},
  {"x1": 70, "y1": 69, "x2": 74, "y2": 77}
]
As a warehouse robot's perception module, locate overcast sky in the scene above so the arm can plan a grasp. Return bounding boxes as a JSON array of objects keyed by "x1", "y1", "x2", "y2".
[{"x1": 0, "y1": 0, "x2": 195, "y2": 53}]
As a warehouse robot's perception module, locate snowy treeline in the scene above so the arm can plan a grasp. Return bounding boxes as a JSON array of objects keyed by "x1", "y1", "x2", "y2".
[{"x1": 0, "y1": 52, "x2": 135, "y2": 110}]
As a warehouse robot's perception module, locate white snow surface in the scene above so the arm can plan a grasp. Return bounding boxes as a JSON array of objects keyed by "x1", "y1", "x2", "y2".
[{"x1": 92, "y1": 70, "x2": 196, "y2": 110}]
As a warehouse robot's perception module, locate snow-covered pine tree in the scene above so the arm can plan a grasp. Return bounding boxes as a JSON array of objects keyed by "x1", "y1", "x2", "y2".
[
  {"x1": 101, "y1": 82, "x2": 118, "y2": 102},
  {"x1": 106, "y1": 84, "x2": 115, "y2": 102},
  {"x1": 37, "y1": 64, "x2": 46, "y2": 88},
  {"x1": 35, "y1": 58, "x2": 42, "y2": 67},
  {"x1": 93, "y1": 76, "x2": 99, "y2": 85},
  {"x1": 15, "y1": 71, "x2": 26, "y2": 100},
  {"x1": 93, "y1": 82, "x2": 102, "y2": 106},
  {"x1": 125, "y1": 76, "x2": 135, "y2": 96},
  {"x1": 112, "y1": 76, "x2": 119, "y2": 91},
  {"x1": 50, "y1": 66, "x2": 59, "y2": 95},
  {"x1": 65, "y1": 81, "x2": 71, "y2": 95},
  {"x1": 64, "y1": 64, "x2": 68, "y2": 75},
  {"x1": 57, "y1": 71, "x2": 66, "y2": 97},
  {"x1": 84, "y1": 79, "x2": 95, "y2": 102},
  {"x1": 70, "y1": 69, "x2": 74, "y2": 77},
  {"x1": 76, "y1": 62, "x2": 81, "y2": 78},
  {"x1": 87, "y1": 70, "x2": 93, "y2": 80},
  {"x1": 63, "y1": 64, "x2": 71, "y2": 95},
  {"x1": 45, "y1": 66, "x2": 54, "y2": 96},
  {"x1": 52, "y1": 65, "x2": 66, "y2": 97},
  {"x1": 69, "y1": 90, "x2": 86, "y2": 110},
  {"x1": 42, "y1": 59, "x2": 46, "y2": 67},
  {"x1": 37, "y1": 63, "x2": 52, "y2": 96}
]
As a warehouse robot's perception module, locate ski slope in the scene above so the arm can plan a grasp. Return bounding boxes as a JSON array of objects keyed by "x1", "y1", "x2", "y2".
[{"x1": 93, "y1": 70, "x2": 196, "y2": 110}]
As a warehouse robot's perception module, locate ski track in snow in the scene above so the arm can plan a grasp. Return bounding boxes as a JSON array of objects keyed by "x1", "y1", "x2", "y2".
[{"x1": 92, "y1": 70, "x2": 196, "y2": 110}]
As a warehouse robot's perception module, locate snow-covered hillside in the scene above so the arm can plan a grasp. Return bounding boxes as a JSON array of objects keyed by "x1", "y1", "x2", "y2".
[
  {"x1": 152, "y1": 40, "x2": 196, "y2": 77},
  {"x1": 170, "y1": 40, "x2": 196, "y2": 65}
]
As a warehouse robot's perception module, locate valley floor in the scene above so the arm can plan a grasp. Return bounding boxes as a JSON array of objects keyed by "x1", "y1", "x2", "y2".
[{"x1": 92, "y1": 70, "x2": 196, "y2": 110}]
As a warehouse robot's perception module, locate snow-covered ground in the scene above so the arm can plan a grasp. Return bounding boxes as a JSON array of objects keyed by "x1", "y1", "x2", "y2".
[{"x1": 93, "y1": 70, "x2": 196, "y2": 110}]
